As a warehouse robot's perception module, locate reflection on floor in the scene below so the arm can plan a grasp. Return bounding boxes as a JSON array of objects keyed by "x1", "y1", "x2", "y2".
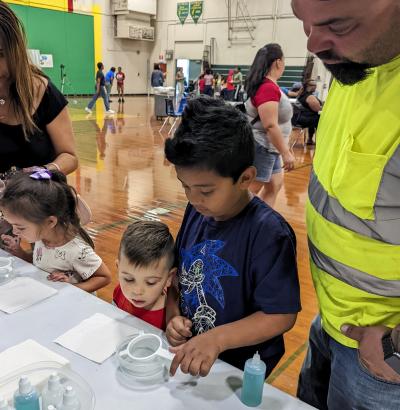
[{"x1": 67, "y1": 96, "x2": 318, "y2": 397}]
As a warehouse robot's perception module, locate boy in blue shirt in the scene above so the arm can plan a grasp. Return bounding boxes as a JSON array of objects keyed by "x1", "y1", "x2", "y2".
[{"x1": 164, "y1": 97, "x2": 301, "y2": 378}]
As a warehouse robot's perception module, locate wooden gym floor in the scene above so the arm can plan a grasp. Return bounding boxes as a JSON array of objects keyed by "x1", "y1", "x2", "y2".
[{"x1": 66, "y1": 96, "x2": 318, "y2": 397}]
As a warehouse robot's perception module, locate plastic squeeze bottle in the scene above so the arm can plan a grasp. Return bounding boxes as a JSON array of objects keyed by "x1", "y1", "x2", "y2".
[
  {"x1": 240, "y1": 351, "x2": 266, "y2": 407},
  {"x1": 13, "y1": 376, "x2": 40, "y2": 410},
  {"x1": 42, "y1": 373, "x2": 63, "y2": 409},
  {"x1": 59, "y1": 386, "x2": 80, "y2": 410}
]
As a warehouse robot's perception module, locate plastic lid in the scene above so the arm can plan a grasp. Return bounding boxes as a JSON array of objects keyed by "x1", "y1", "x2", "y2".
[
  {"x1": 63, "y1": 386, "x2": 79, "y2": 407},
  {"x1": 48, "y1": 372, "x2": 61, "y2": 391},
  {"x1": 19, "y1": 375, "x2": 33, "y2": 395},
  {"x1": 47, "y1": 406, "x2": 57, "y2": 410},
  {"x1": 252, "y1": 351, "x2": 261, "y2": 365}
]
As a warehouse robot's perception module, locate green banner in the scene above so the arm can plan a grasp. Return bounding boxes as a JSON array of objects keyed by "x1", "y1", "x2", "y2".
[
  {"x1": 177, "y1": 2, "x2": 189, "y2": 24},
  {"x1": 190, "y1": 1, "x2": 203, "y2": 23}
]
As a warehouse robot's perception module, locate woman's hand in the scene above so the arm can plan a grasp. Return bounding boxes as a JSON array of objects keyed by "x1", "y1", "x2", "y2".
[{"x1": 282, "y1": 149, "x2": 295, "y2": 171}]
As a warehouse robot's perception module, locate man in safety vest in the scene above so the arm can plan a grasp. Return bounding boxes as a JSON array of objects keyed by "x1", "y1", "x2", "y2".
[{"x1": 292, "y1": 1, "x2": 400, "y2": 409}]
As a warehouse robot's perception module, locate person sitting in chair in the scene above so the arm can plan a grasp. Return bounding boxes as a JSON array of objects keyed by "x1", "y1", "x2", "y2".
[{"x1": 292, "y1": 79, "x2": 322, "y2": 145}]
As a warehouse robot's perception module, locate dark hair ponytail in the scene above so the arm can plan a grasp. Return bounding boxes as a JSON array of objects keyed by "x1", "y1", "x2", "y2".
[
  {"x1": 0, "y1": 170, "x2": 94, "y2": 248},
  {"x1": 245, "y1": 43, "x2": 284, "y2": 99}
]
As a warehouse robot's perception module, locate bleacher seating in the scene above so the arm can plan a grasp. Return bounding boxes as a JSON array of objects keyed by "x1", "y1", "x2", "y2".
[{"x1": 210, "y1": 64, "x2": 305, "y2": 88}]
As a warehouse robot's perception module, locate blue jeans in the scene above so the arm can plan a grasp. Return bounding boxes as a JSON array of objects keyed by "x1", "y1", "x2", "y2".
[
  {"x1": 298, "y1": 316, "x2": 400, "y2": 410},
  {"x1": 253, "y1": 142, "x2": 282, "y2": 182},
  {"x1": 87, "y1": 86, "x2": 110, "y2": 111}
]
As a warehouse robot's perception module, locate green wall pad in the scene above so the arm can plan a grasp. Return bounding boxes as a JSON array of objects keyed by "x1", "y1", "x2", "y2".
[{"x1": 10, "y1": 4, "x2": 95, "y2": 95}]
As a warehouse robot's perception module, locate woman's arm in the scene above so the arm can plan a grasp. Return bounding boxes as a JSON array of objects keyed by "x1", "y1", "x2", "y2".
[
  {"x1": 305, "y1": 95, "x2": 322, "y2": 112},
  {"x1": 45, "y1": 107, "x2": 78, "y2": 175},
  {"x1": 258, "y1": 101, "x2": 295, "y2": 171}
]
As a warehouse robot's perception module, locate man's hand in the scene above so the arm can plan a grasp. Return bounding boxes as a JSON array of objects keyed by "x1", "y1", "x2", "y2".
[
  {"x1": 341, "y1": 324, "x2": 400, "y2": 383},
  {"x1": 169, "y1": 331, "x2": 221, "y2": 377},
  {"x1": 47, "y1": 271, "x2": 72, "y2": 283},
  {"x1": 166, "y1": 316, "x2": 192, "y2": 346}
]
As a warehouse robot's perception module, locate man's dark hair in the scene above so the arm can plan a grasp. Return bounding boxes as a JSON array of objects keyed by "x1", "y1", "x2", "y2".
[
  {"x1": 164, "y1": 97, "x2": 254, "y2": 183},
  {"x1": 119, "y1": 221, "x2": 174, "y2": 268},
  {"x1": 316, "y1": 51, "x2": 372, "y2": 85},
  {"x1": 97, "y1": 62, "x2": 103, "y2": 70},
  {"x1": 111, "y1": 67, "x2": 116, "y2": 72}
]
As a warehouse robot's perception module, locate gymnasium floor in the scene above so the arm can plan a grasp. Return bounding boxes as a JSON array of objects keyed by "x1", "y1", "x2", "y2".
[{"x1": 66, "y1": 95, "x2": 318, "y2": 397}]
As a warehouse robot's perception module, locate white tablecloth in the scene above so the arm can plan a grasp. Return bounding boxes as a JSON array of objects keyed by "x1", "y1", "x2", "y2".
[{"x1": 0, "y1": 250, "x2": 314, "y2": 410}]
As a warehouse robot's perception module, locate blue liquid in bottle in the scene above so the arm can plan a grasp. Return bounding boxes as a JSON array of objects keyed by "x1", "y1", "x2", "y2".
[
  {"x1": 241, "y1": 352, "x2": 266, "y2": 407},
  {"x1": 13, "y1": 376, "x2": 40, "y2": 410}
]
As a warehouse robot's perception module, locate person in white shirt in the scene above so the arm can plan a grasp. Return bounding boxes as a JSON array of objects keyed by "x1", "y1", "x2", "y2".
[{"x1": 0, "y1": 169, "x2": 111, "y2": 293}]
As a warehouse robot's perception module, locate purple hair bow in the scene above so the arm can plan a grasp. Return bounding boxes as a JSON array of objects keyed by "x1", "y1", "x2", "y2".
[{"x1": 29, "y1": 169, "x2": 52, "y2": 180}]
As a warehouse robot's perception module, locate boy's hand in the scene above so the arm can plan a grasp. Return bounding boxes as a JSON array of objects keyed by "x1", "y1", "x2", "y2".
[
  {"x1": 47, "y1": 271, "x2": 72, "y2": 283},
  {"x1": 1, "y1": 234, "x2": 21, "y2": 254},
  {"x1": 169, "y1": 332, "x2": 221, "y2": 377},
  {"x1": 166, "y1": 316, "x2": 193, "y2": 346}
]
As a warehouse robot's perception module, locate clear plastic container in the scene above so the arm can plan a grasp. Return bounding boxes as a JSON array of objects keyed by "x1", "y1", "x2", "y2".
[
  {"x1": 0, "y1": 362, "x2": 95, "y2": 410},
  {"x1": 0, "y1": 256, "x2": 15, "y2": 285},
  {"x1": 115, "y1": 333, "x2": 170, "y2": 390}
]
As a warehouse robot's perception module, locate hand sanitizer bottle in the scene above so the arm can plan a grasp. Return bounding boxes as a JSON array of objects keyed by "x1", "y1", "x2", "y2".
[
  {"x1": 0, "y1": 395, "x2": 15, "y2": 410},
  {"x1": 59, "y1": 386, "x2": 80, "y2": 410},
  {"x1": 240, "y1": 351, "x2": 266, "y2": 407},
  {"x1": 13, "y1": 376, "x2": 40, "y2": 410},
  {"x1": 42, "y1": 373, "x2": 63, "y2": 409}
]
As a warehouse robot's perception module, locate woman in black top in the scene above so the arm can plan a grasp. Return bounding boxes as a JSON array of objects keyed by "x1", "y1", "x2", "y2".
[
  {"x1": 0, "y1": 1, "x2": 78, "y2": 176},
  {"x1": 292, "y1": 79, "x2": 322, "y2": 145}
]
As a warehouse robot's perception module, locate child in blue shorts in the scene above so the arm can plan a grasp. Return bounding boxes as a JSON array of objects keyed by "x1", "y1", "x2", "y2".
[{"x1": 164, "y1": 97, "x2": 301, "y2": 378}]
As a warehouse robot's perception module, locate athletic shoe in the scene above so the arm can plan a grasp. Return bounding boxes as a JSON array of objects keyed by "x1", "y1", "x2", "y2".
[
  {"x1": 106, "y1": 109, "x2": 115, "y2": 114},
  {"x1": 85, "y1": 107, "x2": 92, "y2": 114}
]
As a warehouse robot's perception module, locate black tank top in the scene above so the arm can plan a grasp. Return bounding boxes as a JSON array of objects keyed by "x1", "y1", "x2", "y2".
[{"x1": 0, "y1": 80, "x2": 68, "y2": 173}]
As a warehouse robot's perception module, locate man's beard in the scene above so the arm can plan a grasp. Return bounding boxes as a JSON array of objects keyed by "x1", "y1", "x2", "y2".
[{"x1": 316, "y1": 51, "x2": 373, "y2": 86}]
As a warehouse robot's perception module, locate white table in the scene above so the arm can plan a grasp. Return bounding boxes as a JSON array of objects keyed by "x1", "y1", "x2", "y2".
[{"x1": 0, "y1": 250, "x2": 314, "y2": 409}]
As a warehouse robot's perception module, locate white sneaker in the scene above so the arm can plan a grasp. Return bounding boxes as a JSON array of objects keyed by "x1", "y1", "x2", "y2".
[
  {"x1": 106, "y1": 109, "x2": 115, "y2": 114},
  {"x1": 85, "y1": 107, "x2": 92, "y2": 114}
]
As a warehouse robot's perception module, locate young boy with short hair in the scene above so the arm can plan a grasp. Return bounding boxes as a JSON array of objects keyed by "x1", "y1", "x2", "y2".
[
  {"x1": 113, "y1": 221, "x2": 176, "y2": 330},
  {"x1": 164, "y1": 97, "x2": 301, "y2": 377}
]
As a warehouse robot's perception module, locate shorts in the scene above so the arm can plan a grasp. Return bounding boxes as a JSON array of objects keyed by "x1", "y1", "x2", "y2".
[{"x1": 253, "y1": 142, "x2": 282, "y2": 182}]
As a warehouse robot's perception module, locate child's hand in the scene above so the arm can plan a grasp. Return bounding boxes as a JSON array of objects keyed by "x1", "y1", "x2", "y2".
[
  {"x1": 1, "y1": 234, "x2": 21, "y2": 254},
  {"x1": 166, "y1": 316, "x2": 193, "y2": 346},
  {"x1": 169, "y1": 332, "x2": 221, "y2": 377},
  {"x1": 47, "y1": 271, "x2": 72, "y2": 283}
]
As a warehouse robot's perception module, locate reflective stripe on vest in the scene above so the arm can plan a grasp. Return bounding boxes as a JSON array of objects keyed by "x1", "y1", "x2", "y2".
[
  {"x1": 308, "y1": 238, "x2": 400, "y2": 297},
  {"x1": 308, "y1": 144, "x2": 400, "y2": 245}
]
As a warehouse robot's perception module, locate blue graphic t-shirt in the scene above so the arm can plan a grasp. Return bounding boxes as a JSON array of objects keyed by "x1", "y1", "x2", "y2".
[{"x1": 176, "y1": 196, "x2": 301, "y2": 372}]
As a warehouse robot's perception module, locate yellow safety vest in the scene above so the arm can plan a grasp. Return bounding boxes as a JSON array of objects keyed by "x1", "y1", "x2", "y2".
[{"x1": 307, "y1": 56, "x2": 400, "y2": 348}]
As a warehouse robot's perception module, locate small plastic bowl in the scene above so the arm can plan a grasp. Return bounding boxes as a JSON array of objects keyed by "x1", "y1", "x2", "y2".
[
  {"x1": 0, "y1": 361, "x2": 95, "y2": 409},
  {"x1": 115, "y1": 334, "x2": 170, "y2": 390}
]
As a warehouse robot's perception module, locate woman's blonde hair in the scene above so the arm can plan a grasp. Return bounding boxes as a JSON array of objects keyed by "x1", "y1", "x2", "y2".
[{"x1": 0, "y1": 1, "x2": 46, "y2": 137}]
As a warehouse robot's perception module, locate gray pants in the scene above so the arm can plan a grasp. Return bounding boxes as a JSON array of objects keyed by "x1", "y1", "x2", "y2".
[{"x1": 105, "y1": 82, "x2": 112, "y2": 100}]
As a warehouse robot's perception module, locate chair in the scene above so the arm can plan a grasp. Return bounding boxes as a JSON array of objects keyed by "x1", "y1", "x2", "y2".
[
  {"x1": 289, "y1": 126, "x2": 307, "y2": 148},
  {"x1": 159, "y1": 97, "x2": 187, "y2": 136}
]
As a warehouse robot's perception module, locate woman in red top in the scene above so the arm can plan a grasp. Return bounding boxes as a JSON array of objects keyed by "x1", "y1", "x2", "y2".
[
  {"x1": 245, "y1": 44, "x2": 295, "y2": 206},
  {"x1": 198, "y1": 74, "x2": 205, "y2": 95}
]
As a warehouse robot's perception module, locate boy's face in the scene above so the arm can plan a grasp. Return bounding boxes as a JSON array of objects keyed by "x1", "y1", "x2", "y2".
[
  {"x1": 176, "y1": 166, "x2": 255, "y2": 221},
  {"x1": 117, "y1": 253, "x2": 174, "y2": 310}
]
